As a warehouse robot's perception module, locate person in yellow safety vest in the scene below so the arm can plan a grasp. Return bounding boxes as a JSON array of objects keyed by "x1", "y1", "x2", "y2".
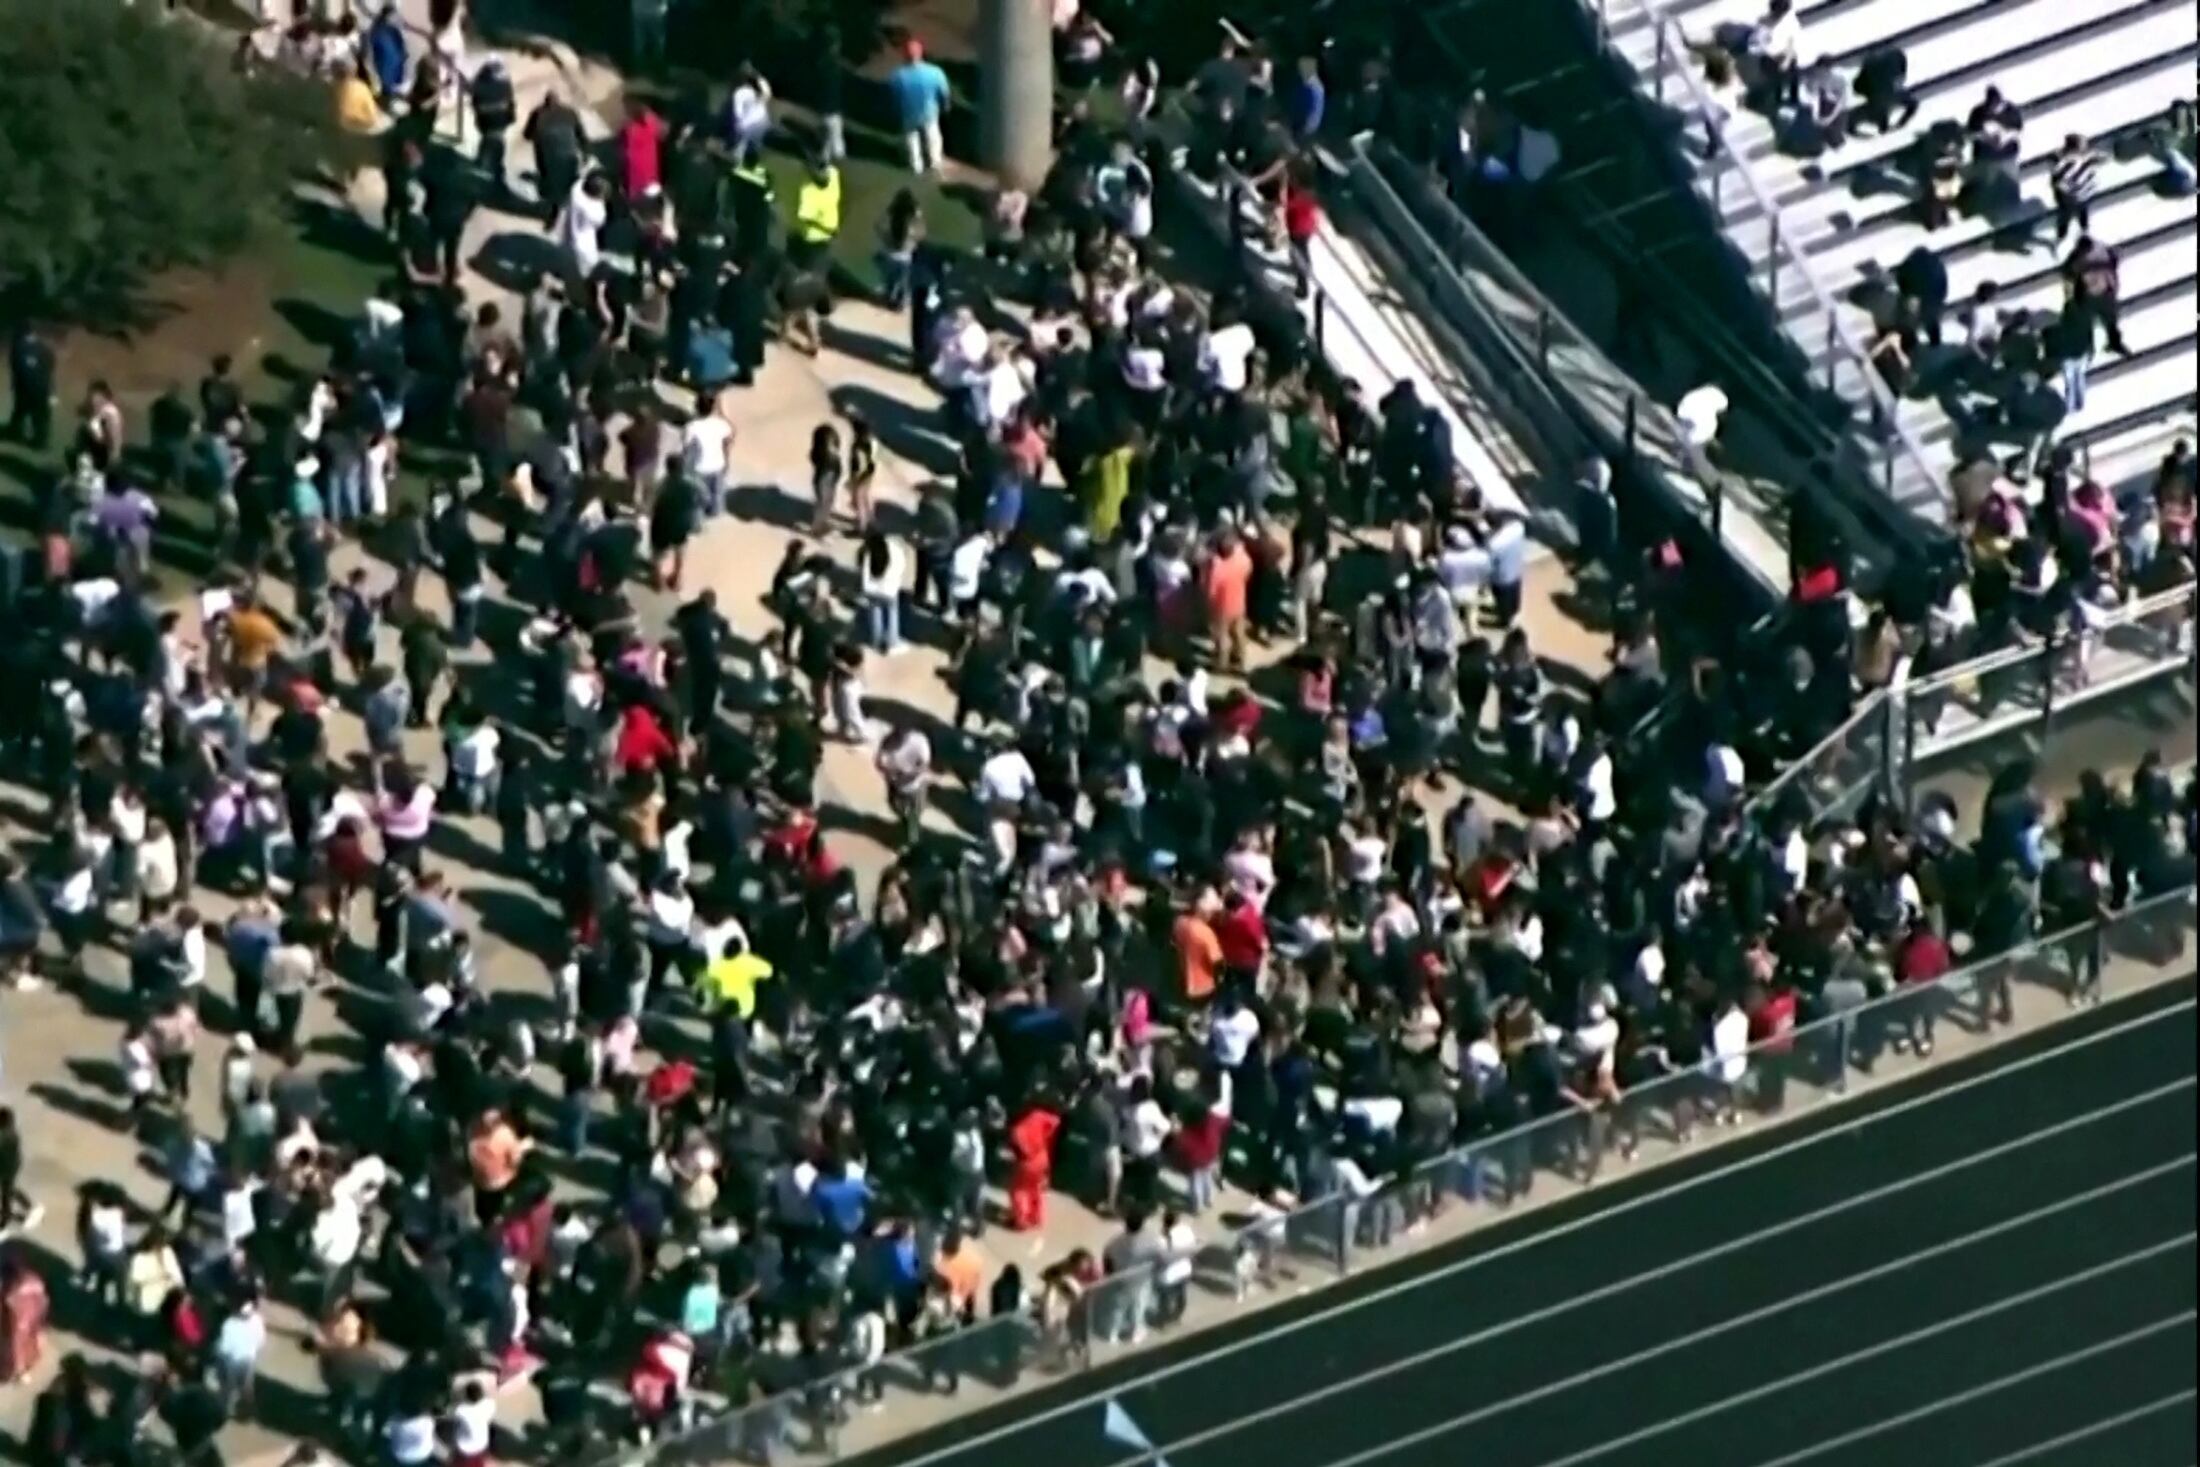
[
  {"x1": 697, "y1": 948, "x2": 775, "y2": 1020},
  {"x1": 791, "y1": 155, "x2": 843, "y2": 270}
]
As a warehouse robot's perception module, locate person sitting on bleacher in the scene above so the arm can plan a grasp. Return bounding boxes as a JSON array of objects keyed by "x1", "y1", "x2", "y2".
[
  {"x1": 1744, "y1": 0, "x2": 1804, "y2": 110},
  {"x1": 1850, "y1": 45, "x2": 1918, "y2": 137},
  {"x1": 1963, "y1": 86, "x2": 2025, "y2": 211},
  {"x1": 1892, "y1": 244, "x2": 1949, "y2": 348},
  {"x1": 1867, "y1": 300, "x2": 1921, "y2": 394},
  {"x1": 1918, "y1": 121, "x2": 1966, "y2": 230},
  {"x1": 1793, "y1": 56, "x2": 1849, "y2": 153},
  {"x1": 2151, "y1": 100, "x2": 2197, "y2": 196}
]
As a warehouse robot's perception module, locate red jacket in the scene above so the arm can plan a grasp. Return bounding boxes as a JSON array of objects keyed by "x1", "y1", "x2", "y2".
[
  {"x1": 615, "y1": 704, "x2": 676, "y2": 774},
  {"x1": 621, "y1": 111, "x2": 665, "y2": 199},
  {"x1": 1174, "y1": 1109, "x2": 1230, "y2": 1171},
  {"x1": 1897, "y1": 929, "x2": 1953, "y2": 985},
  {"x1": 1747, "y1": 987, "x2": 1798, "y2": 1055},
  {"x1": 1214, "y1": 902, "x2": 1268, "y2": 971}
]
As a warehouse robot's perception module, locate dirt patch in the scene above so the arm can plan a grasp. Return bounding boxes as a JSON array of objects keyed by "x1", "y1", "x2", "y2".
[
  {"x1": 876, "y1": 0, "x2": 979, "y2": 67},
  {"x1": 55, "y1": 261, "x2": 287, "y2": 413}
]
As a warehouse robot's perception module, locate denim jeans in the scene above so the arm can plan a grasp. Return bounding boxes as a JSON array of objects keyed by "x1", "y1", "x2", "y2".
[
  {"x1": 327, "y1": 456, "x2": 366, "y2": 527},
  {"x1": 452, "y1": 585, "x2": 481, "y2": 648},
  {"x1": 1187, "y1": 1163, "x2": 1218, "y2": 1215},
  {"x1": 863, "y1": 593, "x2": 901, "y2": 650},
  {"x1": 698, "y1": 469, "x2": 727, "y2": 516}
]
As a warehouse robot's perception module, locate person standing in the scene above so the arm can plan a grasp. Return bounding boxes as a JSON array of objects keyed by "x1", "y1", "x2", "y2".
[
  {"x1": 212, "y1": 1294, "x2": 267, "y2": 1419},
  {"x1": 6, "y1": 324, "x2": 55, "y2": 450},
  {"x1": 0, "y1": 1109, "x2": 35, "y2": 1233},
  {"x1": 1006, "y1": 1099, "x2": 1061, "y2": 1231},
  {"x1": 525, "y1": 91, "x2": 587, "y2": 227},
  {"x1": 1204, "y1": 527, "x2": 1253, "y2": 672},
  {"x1": 680, "y1": 394, "x2": 734, "y2": 517},
  {"x1": 469, "y1": 57, "x2": 518, "y2": 194},
  {"x1": 0, "y1": 1252, "x2": 48, "y2": 1384},
  {"x1": 889, "y1": 39, "x2": 952, "y2": 176},
  {"x1": 2049, "y1": 133, "x2": 2104, "y2": 244},
  {"x1": 808, "y1": 421, "x2": 843, "y2": 533}
]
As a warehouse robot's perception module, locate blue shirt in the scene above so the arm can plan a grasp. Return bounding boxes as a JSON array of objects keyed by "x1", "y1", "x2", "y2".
[
  {"x1": 1288, "y1": 77, "x2": 1326, "y2": 138},
  {"x1": 812, "y1": 1173, "x2": 873, "y2": 1237},
  {"x1": 889, "y1": 60, "x2": 951, "y2": 131}
]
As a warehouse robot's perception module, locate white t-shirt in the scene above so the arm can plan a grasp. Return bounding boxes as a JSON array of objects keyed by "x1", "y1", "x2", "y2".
[
  {"x1": 448, "y1": 1396, "x2": 496, "y2": 1456},
  {"x1": 683, "y1": 415, "x2": 734, "y2": 478},
  {"x1": 388, "y1": 1415, "x2": 439, "y2": 1466},
  {"x1": 1123, "y1": 345, "x2": 1167, "y2": 392},
  {"x1": 451, "y1": 724, "x2": 501, "y2": 778},
  {"x1": 1211, "y1": 1005, "x2": 1261, "y2": 1067},
  {"x1": 1205, "y1": 324, "x2": 1257, "y2": 393},
  {"x1": 1126, "y1": 1098, "x2": 1172, "y2": 1158},
  {"x1": 1581, "y1": 751, "x2": 1617, "y2": 822},
  {"x1": 979, "y1": 749, "x2": 1037, "y2": 806},
  {"x1": 948, "y1": 535, "x2": 991, "y2": 602},
  {"x1": 1677, "y1": 384, "x2": 1730, "y2": 448},
  {"x1": 1708, "y1": 1006, "x2": 1751, "y2": 1085}
]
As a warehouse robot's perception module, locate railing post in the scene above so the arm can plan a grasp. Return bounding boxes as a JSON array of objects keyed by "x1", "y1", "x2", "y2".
[
  {"x1": 1823, "y1": 311, "x2": 1837, "y2": 392},
  {"x1": 1768, "y1": 211, "x2": 1782, "y2": 309},
  {"x1": 1624, "y1": 392, "x2": 1640, "y2": 465},
  {"x1": 1654, "y1": 21, "x2": 1669, "y2": 105},
  {"x1": 1879, "y1": 687, "x2": 1902, "y2": 807},
  {"x1": 1537, "y1": 305, "x2": 1552, "y2": 373},
  {"x1": 2039, "y1": 614, "x2": 2061, "y2": 739},
  {"x1": 1711, "y1": 472, "x2": 1725, "y2": 542},
  {"x1": 1314, "y1": 288, "x2": 1328, "y2": 354}
]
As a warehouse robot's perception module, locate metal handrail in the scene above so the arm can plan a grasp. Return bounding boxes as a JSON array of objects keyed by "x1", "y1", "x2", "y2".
[
  {"x1": 1594, "y1": 0, "x2": 1947, "y2": 516},
  {"x1": 620, "y1": 886, "x2": 2198, "y2": 1467},
  {"x1": 1903, "y1": 583, "x2": 2199, "y2": 701}
]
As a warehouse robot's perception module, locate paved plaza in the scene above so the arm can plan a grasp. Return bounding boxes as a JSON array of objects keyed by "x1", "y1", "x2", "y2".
[{"x1": 0, "y1": 8, "x2": 1610, "y2": 1460}]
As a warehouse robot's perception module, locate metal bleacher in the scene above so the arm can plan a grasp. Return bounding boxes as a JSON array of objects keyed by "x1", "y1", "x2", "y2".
[{"x1": 1592, "y1": 0, "x2": 2199, "y2": 512}]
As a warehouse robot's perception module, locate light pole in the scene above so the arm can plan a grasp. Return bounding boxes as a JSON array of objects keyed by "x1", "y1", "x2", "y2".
[{"x1": 978, "y1": 0, "x2": 1053, "y2": 189}]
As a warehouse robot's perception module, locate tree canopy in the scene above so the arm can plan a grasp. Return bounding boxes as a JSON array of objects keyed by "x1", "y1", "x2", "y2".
[{"x1": 0, "y1": 0, "x2": 333, "y2": 326}]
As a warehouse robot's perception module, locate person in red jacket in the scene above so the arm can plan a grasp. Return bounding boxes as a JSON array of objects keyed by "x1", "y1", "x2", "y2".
[
  {"x1": 1172, "y1": 1100, "x2": 1230, "y2": 1216},
  {"x1": 1744, "y1": 979, "x2": 1799, "y2": 1111},
  {"x1": 1279, "y1": 162, "x2": 1322, "y2": 299},
  {"x1": 1007, "y1": 1102, "x2": 1062, "y2": 1231},
  {"x1": 1894, "y1": 916, "x2": 1952, "y2": 1056},
  {"x1": 620, "y1": 101, "x2": 666, "y2": 202},
  {"x1": 1213, "y1": 890, "x2": 1268, "y2": 991},
  {"x1": 615, "y1": 702, "x2": 677, "y2": 776}
]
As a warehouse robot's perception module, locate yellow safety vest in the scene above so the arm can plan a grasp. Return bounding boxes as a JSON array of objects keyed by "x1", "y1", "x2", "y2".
[{"x1": 794, "y1": 169, "x2": 843, "y2": 245}]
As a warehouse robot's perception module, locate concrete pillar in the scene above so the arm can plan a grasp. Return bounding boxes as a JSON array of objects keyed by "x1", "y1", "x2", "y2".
[{"x1": 978, "y1": 0, "x2": 1054, "y2": 190}]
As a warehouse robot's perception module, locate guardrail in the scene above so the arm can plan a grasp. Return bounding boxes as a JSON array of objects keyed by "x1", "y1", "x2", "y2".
[
  {"x1": 1345, "y1": 135, "x2": 1792, "y2": 604},
  {"x1": 1584, "y1": 0, "x2": 1948, "y2": 520},
  {"x1": 612, "y1": 886, "x2": 2197, "y2": 1467},
  {"x1": 1750, "y1": 580, "x2": 2199, "y2": 822}
]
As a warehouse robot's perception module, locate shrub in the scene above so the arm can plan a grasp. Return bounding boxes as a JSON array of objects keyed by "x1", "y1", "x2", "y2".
[{"x1": 0, "y1": 0, "x2": 335, "y2": 326}]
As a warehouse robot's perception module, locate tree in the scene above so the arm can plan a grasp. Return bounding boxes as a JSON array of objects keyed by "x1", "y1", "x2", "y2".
[{"x1": 0, "y1": 0, "x2": 334, "y2": 326}]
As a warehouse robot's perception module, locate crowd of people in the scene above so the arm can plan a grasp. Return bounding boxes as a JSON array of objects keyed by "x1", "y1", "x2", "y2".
[{"x1": 0, "y1": 6, "x2": 2193, "y2": 1467}]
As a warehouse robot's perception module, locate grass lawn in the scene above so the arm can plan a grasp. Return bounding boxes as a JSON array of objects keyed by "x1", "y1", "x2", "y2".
[
  {"x1": 0, "y1": 200, "x2": 395, "y2": 588},
  {"x1": 759, "y1": 140, "x2": 985, "y2": 296}
]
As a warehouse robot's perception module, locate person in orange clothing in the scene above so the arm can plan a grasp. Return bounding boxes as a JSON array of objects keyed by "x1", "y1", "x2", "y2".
[
  {"x1": 1171, "y1": 895, "x2": 1223, "y2": 1009},
  {"x1": 1006, "y1": 1101, "x2": 1062, "y2": 1232},
  {"x1": 1203, "y1": 527, "x2": 1253, "y2": 672}
]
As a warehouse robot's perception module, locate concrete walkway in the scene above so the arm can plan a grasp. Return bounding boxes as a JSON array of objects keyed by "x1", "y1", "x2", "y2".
[{"x1": 0, "y1": 11, "x2": 1616, "y2": 1461}]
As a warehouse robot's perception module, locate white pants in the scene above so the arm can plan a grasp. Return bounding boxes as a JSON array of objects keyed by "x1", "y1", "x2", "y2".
[{"x1": 904, "y1": 119, "x2": 944, "y2": 175}]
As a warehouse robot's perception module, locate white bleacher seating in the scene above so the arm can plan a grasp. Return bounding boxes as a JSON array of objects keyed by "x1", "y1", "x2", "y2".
[{"x1": 1596, "y1": 0, "x2": 2197, "y2": 516}]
